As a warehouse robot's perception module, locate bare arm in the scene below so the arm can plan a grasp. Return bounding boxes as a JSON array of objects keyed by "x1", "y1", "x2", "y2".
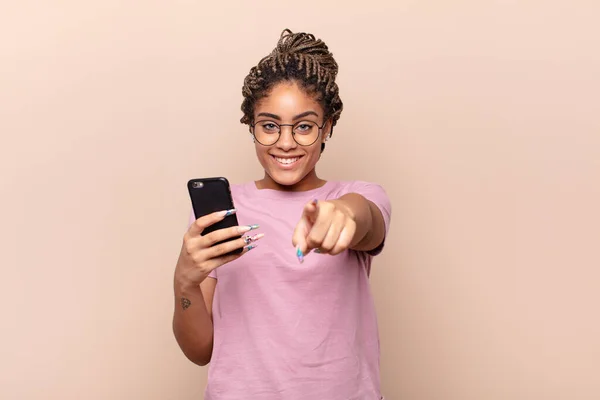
[
  {"x1": 171, "y1": 209, "x2": 262, "y2": 366},
  {"x1": 172, "y1": 275, "x2": 216, "y2": 366}
]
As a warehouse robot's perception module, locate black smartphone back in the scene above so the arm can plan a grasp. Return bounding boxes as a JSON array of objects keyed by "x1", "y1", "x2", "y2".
[{"x1": 187, "y1": 177, "x2": 242, "y2": 255}]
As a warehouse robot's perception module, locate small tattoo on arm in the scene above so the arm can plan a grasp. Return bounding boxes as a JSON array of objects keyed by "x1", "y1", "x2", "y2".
[{"x1": 181, "y1": 297, "x2": 191, "y2": 310}]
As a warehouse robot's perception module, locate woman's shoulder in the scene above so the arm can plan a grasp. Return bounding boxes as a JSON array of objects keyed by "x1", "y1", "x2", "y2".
[
  {"x1": 229, "y1": 181, "x2": 252, "y2": 196},
  {"x1": 230, "y1": 181, "x2": 250, "y2": 190}
]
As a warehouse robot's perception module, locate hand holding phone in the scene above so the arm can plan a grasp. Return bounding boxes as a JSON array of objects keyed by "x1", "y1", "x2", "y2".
[
  {"x1": 175, "y1": 177, "x2": 263, "y2": 286},
  {"x1": 188, "y1": 177, "x2": 244, "y2": 255}
]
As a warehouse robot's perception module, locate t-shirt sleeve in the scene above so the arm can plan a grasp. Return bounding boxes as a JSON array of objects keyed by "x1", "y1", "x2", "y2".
[
  {"x1": 348, "y1": 181, "x2": 392, "y2": 256},
  {"x1": 187, "y1": 210, "x2": 218, "y2": 280}
]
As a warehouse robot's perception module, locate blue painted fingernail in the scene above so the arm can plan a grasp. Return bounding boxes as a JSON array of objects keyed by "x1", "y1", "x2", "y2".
[
  {"x1": 296, "y1": 246, "x2": 304, "y2": 263},
  {"x1": 246, "y1": 244, "x2": 257, "y2": 251},
  {"x1": 222, "y1": 208, "x2": 237, "y2": 217},
  {"x1": 238, "y1": 224, "x2": 259, "y2": 233}
]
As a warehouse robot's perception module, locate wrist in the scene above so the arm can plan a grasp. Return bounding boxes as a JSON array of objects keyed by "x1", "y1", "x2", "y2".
[{"x1": 174, "y1": 276, "x2": 204, "y2": 296}]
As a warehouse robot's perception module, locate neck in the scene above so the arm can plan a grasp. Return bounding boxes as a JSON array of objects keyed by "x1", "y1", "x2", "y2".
[{"x1": 256, "y1": 169, "x2": 326, "y2": 192}]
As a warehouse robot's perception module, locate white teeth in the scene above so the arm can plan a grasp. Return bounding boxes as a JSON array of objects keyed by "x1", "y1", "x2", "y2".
[{"x1": 274, "y1": 156, "x2": 299, "y2": 165}]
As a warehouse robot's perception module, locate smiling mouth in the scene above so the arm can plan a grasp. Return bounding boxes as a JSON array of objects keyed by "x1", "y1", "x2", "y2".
[{"x1": 271, "y1": 155, "x2": 303, "y2": 166}]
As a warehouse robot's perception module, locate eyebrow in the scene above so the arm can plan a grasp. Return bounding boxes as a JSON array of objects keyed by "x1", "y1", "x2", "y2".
[{"x1": 256, "y1": 111, "x2": 320, "y2": 121}]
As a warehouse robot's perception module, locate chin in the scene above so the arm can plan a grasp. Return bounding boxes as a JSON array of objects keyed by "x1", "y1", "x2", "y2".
[{"x1": 267, "y1": 169, "x2": 305, "y2": 187}]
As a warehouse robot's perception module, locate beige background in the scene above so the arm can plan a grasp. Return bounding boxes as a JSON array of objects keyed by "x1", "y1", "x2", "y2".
[{"x1": 1, "y1": 1, "x2": 599, "y2": 399}]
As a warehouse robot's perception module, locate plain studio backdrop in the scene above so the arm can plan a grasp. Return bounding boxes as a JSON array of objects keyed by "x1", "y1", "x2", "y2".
[{"x1": 1, "y1": 1, "x2": 599, "y2": 399}]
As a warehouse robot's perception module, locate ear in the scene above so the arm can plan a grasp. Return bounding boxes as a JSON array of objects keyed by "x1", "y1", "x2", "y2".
[
  {"x1": 320, "y1": 119, "x2": 334, "y2": 154},
  {"x1": 322, "y1": 119, "x2": 334, "y2": 142},
  {"x1": 249, "y1": 125, "x2": 256, "y2": 143}
]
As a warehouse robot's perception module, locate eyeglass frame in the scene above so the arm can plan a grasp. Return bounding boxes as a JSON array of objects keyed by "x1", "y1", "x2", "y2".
[{"x1": 249, "y1": 119, "x2": 331, "y2": 147}]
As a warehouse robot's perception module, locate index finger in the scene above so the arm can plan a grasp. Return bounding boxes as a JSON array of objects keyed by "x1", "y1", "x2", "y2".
[
  {"x1": 292, "y1": 216, "x2": 310, "y2": 260},
  {"x1": 187, "y1": 208, "x2": 237, "y2": 236},
  {"x1": 291, "y1": 199, "x2": 319, "y2": 263}
]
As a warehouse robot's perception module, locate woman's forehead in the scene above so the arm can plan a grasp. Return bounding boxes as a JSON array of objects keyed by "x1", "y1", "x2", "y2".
[{"x1": 255, "y1": 83, "x2": 323, "y2": 118}]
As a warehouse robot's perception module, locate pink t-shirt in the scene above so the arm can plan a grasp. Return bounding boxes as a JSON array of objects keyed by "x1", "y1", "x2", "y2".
[{"x1": 191, "y1": 180, "x2": 391, "y2": 400}]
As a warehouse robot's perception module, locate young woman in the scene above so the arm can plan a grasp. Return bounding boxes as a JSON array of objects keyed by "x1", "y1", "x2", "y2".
[{"x1": 173, "y1": 29, "x2": 391, "y2": 400}]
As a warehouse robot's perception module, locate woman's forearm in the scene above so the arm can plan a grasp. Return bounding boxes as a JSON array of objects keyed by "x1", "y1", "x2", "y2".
[{"x1": 172, "y1": 282, "x2": 214, "y2": 366}]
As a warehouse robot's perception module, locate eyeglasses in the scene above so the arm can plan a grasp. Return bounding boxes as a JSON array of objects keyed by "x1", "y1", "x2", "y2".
[{"x1": 250, "y1": 120, "x2": 326, "y2": 146}]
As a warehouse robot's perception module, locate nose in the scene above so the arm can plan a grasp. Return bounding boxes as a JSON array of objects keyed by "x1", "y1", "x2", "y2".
[{"x1": 276, "y1": 125, "x2": 297, "y2": 151}]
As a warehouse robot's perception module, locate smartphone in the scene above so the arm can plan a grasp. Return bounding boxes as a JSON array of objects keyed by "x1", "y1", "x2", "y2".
[{"x1": 187, "y1": 177, "x2": 243, "y2": 255}]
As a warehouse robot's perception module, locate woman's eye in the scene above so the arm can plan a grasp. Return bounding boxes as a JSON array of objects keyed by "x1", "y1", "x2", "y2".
[
  {"x1": 295, "y1": 123, "x2": 315, "y2": 133},
  {"x1": 262, "y1": 123, "x2": 278, "y2": 131}
]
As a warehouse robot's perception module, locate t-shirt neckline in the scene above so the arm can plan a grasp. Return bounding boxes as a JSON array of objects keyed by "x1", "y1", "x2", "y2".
[{"x1": 243, "y1": 180, "x2": 335, "y2": 200}]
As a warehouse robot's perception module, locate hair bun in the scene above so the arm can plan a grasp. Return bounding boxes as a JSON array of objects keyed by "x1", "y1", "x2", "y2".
[
  {"x1": 272, "y1": 29, "x2": 338, "y2": 75},
  {"x1": 240, "y1": 29, "x2": 343, "y2": 130}
]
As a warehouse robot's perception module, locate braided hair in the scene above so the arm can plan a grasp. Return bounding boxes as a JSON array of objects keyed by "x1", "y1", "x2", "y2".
[{"x1": 241, "y1": 29, "x2": 343, "y2": 152}]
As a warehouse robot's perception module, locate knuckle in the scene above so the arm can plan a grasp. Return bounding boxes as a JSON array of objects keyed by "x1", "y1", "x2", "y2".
[
  {"x1": 346, "y1": 220, "x2": 356, "y2": 233},
  {"x1": 209, "y1": 231, "x2": 226, "y2": 245},
  {"x1": 307, "y1": 236, "x2": 320, "y2": 247},
  {"x1": 211, "y1": 244, "x2": 227, "y2": 257},
  {"x1": 196, "y1": 262, "x2": 211, "y2": 275},
  {"x1": 206, "y1": 228, "x2": 238, "y2": 246},
  {"x1": 202, "y1": 232, "x2": 217, "y2": 246},
  {"x1": 342, "y1": 237, "x2": 353, "y2": 249},
  {"x1": 217, "y1": 229, "x2": 230, "y2": 241},
  {"x1": 190, "y1": 252, "x2": 204, "y2": 265}
]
